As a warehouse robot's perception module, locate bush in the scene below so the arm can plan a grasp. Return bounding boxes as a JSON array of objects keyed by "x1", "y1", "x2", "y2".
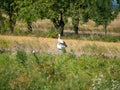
[{"x1": 47, "y1": 29, "x2": 60, "y2": 38}]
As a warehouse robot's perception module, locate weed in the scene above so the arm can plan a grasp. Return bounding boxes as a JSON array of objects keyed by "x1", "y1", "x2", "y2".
[
  {"x1": 0, "y1": 50, "x2": 120, "y2": 90},
  {"x1": 16, "y1": 50, "x2": 27, "y2": 67},
  {"x1": 33, "y1": 53, "x2": 40, "y2": 64},
  {"x1": 90, "y1": 73, "x2": 120, "y2": 90}
]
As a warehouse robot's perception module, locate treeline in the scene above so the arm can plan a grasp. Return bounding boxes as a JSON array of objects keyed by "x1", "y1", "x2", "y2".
[{"x1": 0, "y1": 0, "x2": 120, "y2": 36}]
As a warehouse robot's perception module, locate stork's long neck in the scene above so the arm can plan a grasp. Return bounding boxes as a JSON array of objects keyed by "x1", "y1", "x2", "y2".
[
  {"x1": 58, "y1": 36, "x2": 60, "y2": 39},
  {"x1": 58, "y1": 34, "x2": 61, "y2": 40},
  {"x1": 58, "y1": 37, "x2": 60, "y2": 42}
]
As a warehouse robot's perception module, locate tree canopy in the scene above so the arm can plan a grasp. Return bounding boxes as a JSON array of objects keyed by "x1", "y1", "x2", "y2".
[
  {"x1": 0, "y1": 0, "x2": 119, "y2": 35},
  {"x1": 89, "y1": 0, "x2": 119, "y2": 36},
  {"x1": 1, "y1": 0, "x2": 21, "y2": 33}
]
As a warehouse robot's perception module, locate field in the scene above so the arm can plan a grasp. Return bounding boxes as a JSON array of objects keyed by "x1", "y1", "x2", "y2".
[
  {"x1": 0, "y1": 35, "x2": 120, "y2": 58},
  {"x1": 1, "y1": 1, "x2": 120, "y2": 89},
  {"x1": 0, "y1": 14, "x2": 120, "y2": 90},
  {"x1": 0, "y1": 35, "x2": 120, "y2": 89}
]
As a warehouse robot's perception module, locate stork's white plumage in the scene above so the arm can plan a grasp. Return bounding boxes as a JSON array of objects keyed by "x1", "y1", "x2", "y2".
[
  {"x1": 57, "y1": 34, "x2": 67, "y2": 50},
  {"x1": 58, "y1": 34, "x2": 64, "y2": 43}
]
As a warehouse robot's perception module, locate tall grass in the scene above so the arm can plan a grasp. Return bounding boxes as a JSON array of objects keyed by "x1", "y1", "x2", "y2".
[{"x1": 0, "y1": 51, "x2": 120, "y2": 90}]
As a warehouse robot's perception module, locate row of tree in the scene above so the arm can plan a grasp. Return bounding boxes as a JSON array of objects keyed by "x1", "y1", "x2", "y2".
[{"x1": 0, "y1": 0, "x2": 120, "y2": 36}]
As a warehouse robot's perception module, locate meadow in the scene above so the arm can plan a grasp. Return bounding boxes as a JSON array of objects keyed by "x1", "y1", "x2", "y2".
[
  {"x1": 0, "y1": 35, "x2": 120, "y2": 58},
  {"x1": 0, "y1": 13, "x2": 120, "y2": 90},
  {"x1": 0, "y1": 34, "x2": 120, "y2": 90},
  {"x1": 0, "y1": 51, "x2": 120, "y2": 90},
  {"x1": 0, "y1": 1, "x2": 120, "y2": 90}
]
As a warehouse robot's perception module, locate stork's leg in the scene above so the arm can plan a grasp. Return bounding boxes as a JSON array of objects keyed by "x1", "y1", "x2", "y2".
[{"x1": 58, "y1": 49, "x2": 62, "y2": 55}]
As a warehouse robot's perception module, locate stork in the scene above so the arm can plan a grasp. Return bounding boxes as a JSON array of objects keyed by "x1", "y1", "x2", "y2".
[{"x1": 57, "y1": 34, "x2": 67, "y2": 52}]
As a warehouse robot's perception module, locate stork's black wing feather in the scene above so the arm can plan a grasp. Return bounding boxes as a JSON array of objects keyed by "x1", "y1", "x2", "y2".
[{"x1": 60, "y1": 41, "x2": 67, "y2": 47}]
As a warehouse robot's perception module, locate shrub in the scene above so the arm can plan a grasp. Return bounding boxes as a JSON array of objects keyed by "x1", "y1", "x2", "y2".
[
  {"x1": 16, "y1": 50, "x2": 27, "y2": 66},
  {"x1": 47, "y1": 29, "x2": 60, "y2": 38}
]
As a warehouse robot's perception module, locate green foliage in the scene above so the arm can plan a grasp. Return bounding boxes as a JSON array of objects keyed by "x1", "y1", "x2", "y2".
[
  {"x1": 45, "y1": 0, "x2": 70, "y2": 35},
  {"x1": 85, "y1": 35, "x2": 120, "y2": 42},
  {"x1": 0, "y1": 39, "x2": 9, "y2": 48},
  {"x1": 100, "y1": 35, "x2": 120, "y2": 42},
  {"x1": 17, "y1": 0, "x2": 40, "y2": 32},
  {"x1": 69, "y1": 0, "x2": 90, "y2": 34},
  {"x1": 62, "y1": 34, "x2": 120, "y2": 42},
  {"x1": 0, "y1": 53, "x2": 14, "y2": 90},
  {"x1": 0, "y1": 0, "x2": 120, "y2": 36},
  {"x1": 17, "y1": 0, "x2": 39, "y2": 23},
  {"x1": 16, "y1": 50, "x2": 27, "y2": 66},
  {"x1": 62, "y1": 47, "x2": 67, "y2": 54},
  {"x1": 90, "y1": 73, "x2": 120, "y2": 90},
  {"x1": 47, "y1": 29, "x2": 60, "y2": 38},
  {"x1": 1, "y1": 0, "x2": 21, "y2": 32},
  {"x1": 0, "y1": 51, "x2": 120, "y2": 90},
  {"x1": 33, "y1": 53, "x2": 40, "y2": 64},
  {"x1": 89, "y1": 0, "x2": 119, "y2": 36}
]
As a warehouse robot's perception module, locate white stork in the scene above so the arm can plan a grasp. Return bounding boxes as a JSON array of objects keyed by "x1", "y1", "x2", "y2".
[{"x1": 57, "y1": 34, "x2": 67, "y2": 51}]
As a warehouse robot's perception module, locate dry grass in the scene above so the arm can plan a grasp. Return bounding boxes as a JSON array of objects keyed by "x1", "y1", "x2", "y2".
[
  {"x1": 16, "y1": 19, "x2": 54, "y2": 32},
  {"x1": 108, "y1": 14, "x2": 120, "y2": 27},
  {"x1": 15, "y1": 14, "x2": 120, "y2": 33},
  {"x1": 0, "y1": 35, "x2": 120, "y2": 57},
  {"x1": 78, "y1": 14, "x2": 120, "y2": 32}
]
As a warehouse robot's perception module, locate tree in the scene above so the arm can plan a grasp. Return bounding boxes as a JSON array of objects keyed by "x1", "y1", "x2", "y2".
[
  {"x1": 69, "y1": 0, "x2": 90, "y2": 34},
  {"x1": 46, "y1": 0, "x2": 69, "y2": 36},
  {"x1": 0, "y1": 0, "x2": 5, "y2": 33},
  {"x1": 90, "y1": 0, "x2": 119, "y2": 36},
  {"x1": 17, "y1": 0, "x2": 40, "y2": 32},
  {"x1": 17, "y1": 0, "x2": 51, "y2": 32},
  {"x1": 2, "y1": 0, "x2": 20, "y2": 33},
  {"x1": 112, "y1": 0, "x2": 120, "y2": 12}
]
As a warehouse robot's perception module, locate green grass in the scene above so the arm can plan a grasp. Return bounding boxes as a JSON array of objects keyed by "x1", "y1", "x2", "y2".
[
  {"x1": 62, "y1": 34, "x2": 120, "y2": 42},
  {"x1": 0, "y1": 51, "x2": 120, "y2": 90},
  {"x1": 0, "y1": 39, "x2": 10, "y2": 48}
]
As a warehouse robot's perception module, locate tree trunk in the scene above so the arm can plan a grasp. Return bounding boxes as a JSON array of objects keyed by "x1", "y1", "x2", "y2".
[
  {"x1": 73, "y1": 18, "x2": 79, "y2": 34},
  {"x1": 103, "y1": 24, "x2": 107, "y2": 36},
  {"x1": 0, "y1": 10, "x2": 5, "y2": 33},
  {"x1": 9, "y1": 14, "x2": 16, "y2": 33},
  {"x1": 27, "y1": 22, "x2": 32, "y2": 32},
  {"x1": 74, "y1": 25, "x2": 78, "y2": 34},
  {"x1": 59, "y1": 26, "x2": 64, "y2": 36},
  {"x1": 0, "y1": 2, "x2": 5, "y2": 33},
  {"x1": 10, "y1": 22, "x2": 14, "y2": 33},
  {"x1": 52, "y1": 13, "x2": 65, "y2": 36},
  {"x1": 59, "y1": 12, "x2": 65, "y2": 36}
]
